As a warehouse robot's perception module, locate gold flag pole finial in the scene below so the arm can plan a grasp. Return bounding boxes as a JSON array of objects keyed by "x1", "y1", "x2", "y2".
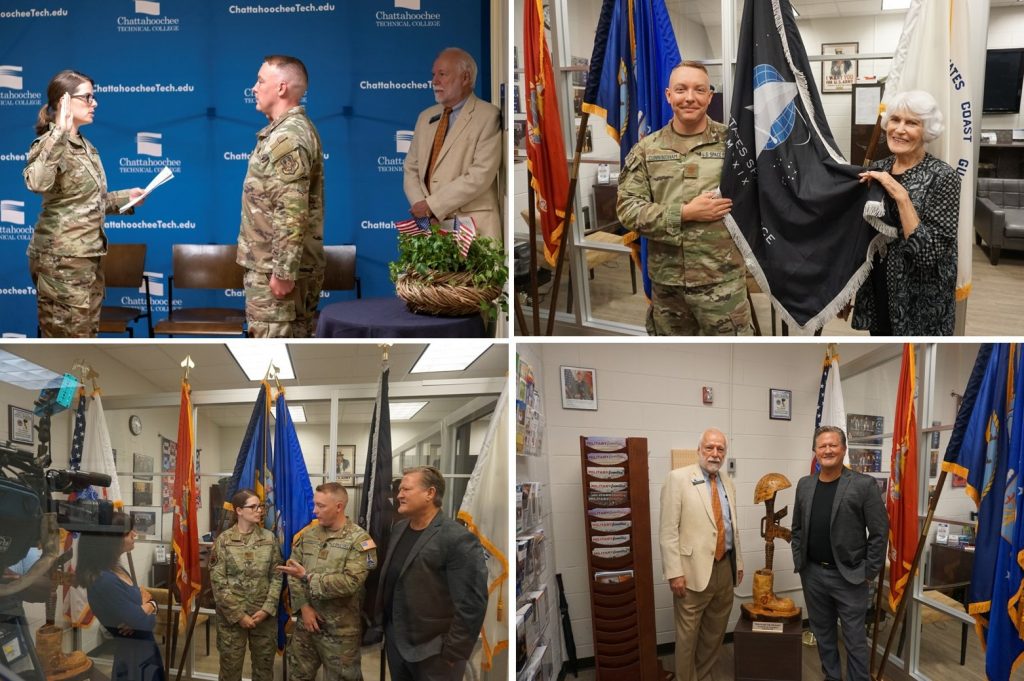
[
  {"x1": 180, "y1": 355, "x2": 195, "y2": 382},
  {"x1": 86, "y1": 366, "x2": 101, "y2": 394},
  {"x1": 379, "y1": 343, "x2": 391, "y2": 363}
]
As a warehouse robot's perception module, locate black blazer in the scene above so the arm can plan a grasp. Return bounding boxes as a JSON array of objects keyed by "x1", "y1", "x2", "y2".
[
  {"x1": 374, "y1": 512, "x2": 488, "y2": 663},
  {"x1": 791, "y1": 467, "x2": 889, "y2": 585}
]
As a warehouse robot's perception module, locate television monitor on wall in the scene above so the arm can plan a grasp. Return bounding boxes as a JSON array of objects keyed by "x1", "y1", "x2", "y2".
[{"x1": 983, "y1": 48, "x2": 1024, "y2": 114}]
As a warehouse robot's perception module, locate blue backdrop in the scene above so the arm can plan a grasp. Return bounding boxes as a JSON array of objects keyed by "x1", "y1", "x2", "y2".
[{"x1": 0, "y1": 0, "x2": 490, "y2": 336}]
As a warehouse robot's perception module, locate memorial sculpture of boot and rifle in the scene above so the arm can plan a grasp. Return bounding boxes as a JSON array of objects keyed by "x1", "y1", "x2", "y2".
[{"x1": 742, "y1": 473, "x2": 801, "y2": 622}]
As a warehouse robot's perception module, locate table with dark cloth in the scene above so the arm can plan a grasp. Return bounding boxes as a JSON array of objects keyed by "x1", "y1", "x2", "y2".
[{"x1": 315, "y1": 297, "x2": 486, "y2": 338}]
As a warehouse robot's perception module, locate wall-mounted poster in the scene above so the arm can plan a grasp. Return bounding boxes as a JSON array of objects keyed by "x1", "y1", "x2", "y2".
[
  {"x1": 561, "y1": 366, "x2": 597, "y2": 410},
  {"x1": 822, "y1": 42, "x2": 858, "y2": 93}
]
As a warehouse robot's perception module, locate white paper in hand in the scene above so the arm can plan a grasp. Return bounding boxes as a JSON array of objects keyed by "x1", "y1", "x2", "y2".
[{"x1": 119, "y1": 165, "x2": 174, "y2": 213}]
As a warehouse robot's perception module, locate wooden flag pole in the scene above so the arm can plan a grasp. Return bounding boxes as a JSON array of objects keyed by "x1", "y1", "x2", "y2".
[
  {"x1": 526, "y1": 174, "x2": 540, "y2": 335},
  {"x1": 174, "y1": 588, "x2": 206, "y2": 681},
  {"x1": 163, "y1": 553, "x2": 175, "y2": 676},
  {"x1": 873, "y1": 470, "x2": 949, "y2": 681},
  {"x1": 544, "y1": 110, "x2": 591, "y2": 336}
]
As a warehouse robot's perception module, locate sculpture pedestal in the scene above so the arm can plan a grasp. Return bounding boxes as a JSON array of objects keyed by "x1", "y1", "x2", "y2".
[{"x1": 733, "y1": 617, "x2": 803, "y2": 681}]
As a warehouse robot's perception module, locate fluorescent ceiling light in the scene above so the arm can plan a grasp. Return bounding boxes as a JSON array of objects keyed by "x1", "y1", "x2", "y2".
[
  {"x1": 288, "y1": 405, "x2": 306, "y2": 423},
  {"x1": 390, "y1": 401, "x2": 427, "y2": 420},
  {"x1": 226, "y1": 341, "x2": 295, "y2": 381},
  {"x1": 410, "y1": 342, "x2": 491, "y2": 374},
  {"x1": 881, "y1": 0, "x2": 911, "y2": 10},
  {"x1": 0, "y1": 349, "x2": 62, "y2": 390}
]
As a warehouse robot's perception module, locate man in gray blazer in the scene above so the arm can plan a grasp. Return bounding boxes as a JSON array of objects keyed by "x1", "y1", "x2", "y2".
[
  {"x1": 375, "y1": 466, "x2": 487, "y2": 681},
  {"x1": 792, "y1": 426, "x2": 888, "y2": 681},
  {"x1": 403, "y1": 47, "x2": 503, "y2": 243}
]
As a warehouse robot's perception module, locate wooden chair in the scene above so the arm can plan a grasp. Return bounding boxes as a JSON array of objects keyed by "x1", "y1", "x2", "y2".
[
  {"x1": 99, "y1": 243, "x2": 152, "y2": 337},
  {"x1": 322, "y1": 244, "x2": 361, "y2": 299},
  {"x1": 153, "y1": 244, "x2": 246, "y2": 336}
]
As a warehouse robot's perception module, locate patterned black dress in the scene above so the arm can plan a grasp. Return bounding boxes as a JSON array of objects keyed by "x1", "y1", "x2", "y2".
[{"x1": 852, "y1": 152, "x2": 960, "y2": 335}]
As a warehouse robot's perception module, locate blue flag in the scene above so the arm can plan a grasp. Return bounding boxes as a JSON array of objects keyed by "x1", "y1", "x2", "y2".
[
  {"x1": 721, "y1": 0, "x2": 885, "y2": 331},
  {"x1": 224, "y1": 382, "x2": 273, "y2": 527},
  {"x1": 942, "y1": 343, "x2": 1022, "y2": 680},
  {"x1": 359, "y1": 364, "x2": 393, "y2": 645},
  {"x1": 986, "y1": 345, "x2": 1024, "y2": 681},
  {"x1": 582, "y1": 0, "x2": 680, "y2": 298},
  {"x1": 272, "y1": 391, "x2": 315, "y2": 653}
]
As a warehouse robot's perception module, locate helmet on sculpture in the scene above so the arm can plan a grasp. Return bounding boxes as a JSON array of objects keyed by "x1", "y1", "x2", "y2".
[{"x1": 754, "y1": 472, "x2": 791, "y2": 504}]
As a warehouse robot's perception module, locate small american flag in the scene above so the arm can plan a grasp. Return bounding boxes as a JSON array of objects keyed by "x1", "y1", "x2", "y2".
[
  {"x1": 454, "y1": 216, "x2": 477, "y2": 257},
  {"x1": 395, "y1": 216, "x2": 431, "y2": 236}
]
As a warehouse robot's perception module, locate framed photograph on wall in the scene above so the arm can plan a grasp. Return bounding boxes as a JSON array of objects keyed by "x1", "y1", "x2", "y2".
[
  {"x1": 133, "y1": 480, "x2": 153, "y2": 506},
  {"x1": 323, "y1": 445, "x2": 357, "y2": 482},
  {"x1": 8, "y1": 405, "x2": 33, "y2": 445},
  {"x1": 128, "y1": 507, "x2": 160, "y2": 541},
  {"x1": 560, "y1": 366, "x2": 597, "y2": 410},
  {"x1": 822, "y1": 42, "x2": 858, "y2": 93},
  {"x1": 769, "y1": 388, "x2": 792, "y2": 420}
]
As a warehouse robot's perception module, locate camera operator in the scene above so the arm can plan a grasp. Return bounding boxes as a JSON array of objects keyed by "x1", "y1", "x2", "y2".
[{"x1": 76, "y1": 512, "x2": 165, "y2": 681}]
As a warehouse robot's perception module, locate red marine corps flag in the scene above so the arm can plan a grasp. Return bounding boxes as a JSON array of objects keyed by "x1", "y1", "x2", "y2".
[
  {"x1": 172, "y1": 372, "x2": 201, "y2": 628},
  {"x1": 887, "y1": 344, "x2": 919, "y2": 611},
  {"x1": 523, "y1": 0, "x2": 570, "y2": 266}
]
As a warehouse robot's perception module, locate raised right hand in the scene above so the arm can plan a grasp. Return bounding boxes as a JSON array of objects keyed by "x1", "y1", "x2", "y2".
[
  {"x1": 682, "y1": 192, "x2": 732, "y2": 222},
  {"x1": 55, "y1": 93, "x2": 73, "y2": 131}
]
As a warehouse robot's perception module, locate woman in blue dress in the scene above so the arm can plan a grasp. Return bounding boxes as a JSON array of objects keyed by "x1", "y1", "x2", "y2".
[{"x1": 76, "y1": 513, "x2": 166, "y2": 681}]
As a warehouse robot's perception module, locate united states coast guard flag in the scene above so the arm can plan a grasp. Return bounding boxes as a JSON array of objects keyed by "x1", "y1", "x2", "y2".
[
  {"x1": 722, "y1": 0, "x2": 886, "y2": 332},
  {"x1": 877, "y1": 0, "x2": 986, "y2": 301},
  {"x1": 581, "y1": 0, "x2": 680, "y2": 297}
]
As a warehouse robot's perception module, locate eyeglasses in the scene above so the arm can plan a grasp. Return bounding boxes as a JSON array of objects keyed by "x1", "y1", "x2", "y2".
[
  {"x1": 241, "y1": 503, "x2": 266, "y2": 511},
  {"x1": 70, "y1": 93, "x2": 97, "y2": 104}
]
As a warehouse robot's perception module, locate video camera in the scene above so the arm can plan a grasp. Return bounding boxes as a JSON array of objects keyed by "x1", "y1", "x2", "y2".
[{"x1": 0, "y1": 388, "x2": 117, "y2": 577}]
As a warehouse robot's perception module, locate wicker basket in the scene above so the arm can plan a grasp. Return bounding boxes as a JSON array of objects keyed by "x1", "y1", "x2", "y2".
[{"x1": 395, "y1": 270, "x2": 501, "y2": 316}]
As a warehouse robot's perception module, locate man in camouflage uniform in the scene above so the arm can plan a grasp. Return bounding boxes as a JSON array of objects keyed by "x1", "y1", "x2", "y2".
[
  {"x1": 209, "y1": 503, "x2": 283, "y2": 681},
  {"x1": 238, "y1": 54, "x2": 325, "y2": 338},
  {"x1": 277, "y1": 482, "x2": 376, "y2": 681},
  {"x1": 617, "y1": 61, "x2": 753, "y2": 336}
]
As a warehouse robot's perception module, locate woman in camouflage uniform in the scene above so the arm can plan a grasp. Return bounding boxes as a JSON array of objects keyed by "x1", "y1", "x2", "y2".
[
  {"x1": 23, "y1": 70, "x2": 143, "y2": 337},
  {"x1": 210, "y1": 489, "x2": 283, "y2": 681}
]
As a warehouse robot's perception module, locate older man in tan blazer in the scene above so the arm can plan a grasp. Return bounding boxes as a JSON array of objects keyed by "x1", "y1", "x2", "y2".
[
  {"x1": 403, "y1": 47, "x2": 503, "y2": 243},
  {"x1": 659, "y1": 428, "x2": 743, "y2": 681}
]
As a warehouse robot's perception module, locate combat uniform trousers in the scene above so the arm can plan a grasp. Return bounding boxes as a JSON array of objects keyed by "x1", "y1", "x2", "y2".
[
  {"x1": 244, "y1": 268, "x2": 324, "y2": 338},
  {"x1": 29, "y1": 251, "x2": 104, "y2": 338},
  {"x1": 287, "y1": 621, "x2": 362, "y2": 681},
  {"x1": 647, "y1": 278, "x2": 753, "y2": 336},
  {"x1": 216, "y1": 614, "x2": 277, "y2": 681},
  {"x1": 293, "y1": 267, "x2": 325, "y2": 338}
]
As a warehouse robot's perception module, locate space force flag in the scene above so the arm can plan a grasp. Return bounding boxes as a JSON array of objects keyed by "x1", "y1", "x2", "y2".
[{"x1": 721, "y1": 0, "x2": 886, "y2": 332}]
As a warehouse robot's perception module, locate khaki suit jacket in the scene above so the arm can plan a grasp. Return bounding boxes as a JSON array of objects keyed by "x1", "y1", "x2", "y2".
[
  {"x1": 659, "y1": 463, "x2": 743, "y2": 592},
  {"x1": 403, "y1": 94, "x2": 503, "y2": 243}
]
